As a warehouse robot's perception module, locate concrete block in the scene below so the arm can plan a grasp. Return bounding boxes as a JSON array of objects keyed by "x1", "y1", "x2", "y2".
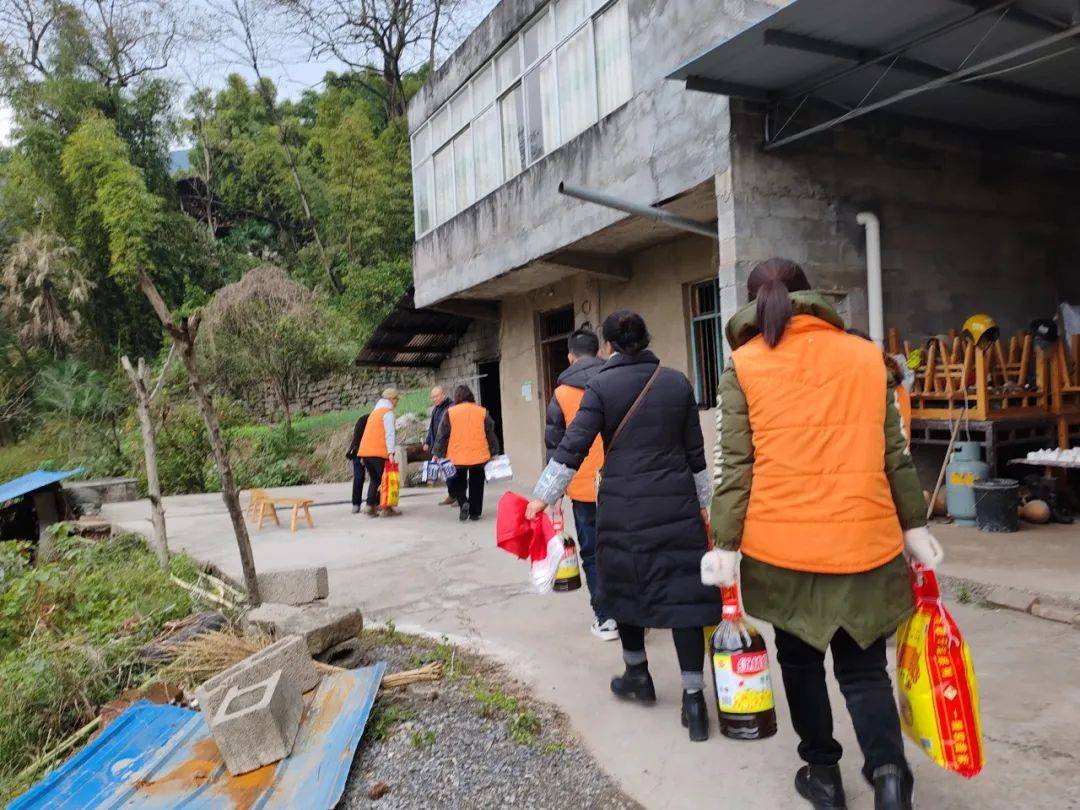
[
  {"x1": 196, "y1": 635, "x2": 320, "y2": 720},
  {"x1": 243, "y1": 602, "x2": 302, "y2": 637},
  {"x1": 1030, "y1": 603, "x2": 1079, "y2": 625},
  {"x1": 279, "y1": 603, "x2": 364, "y2": 656},
  {"x1": 209, "y1": 669, "x2": 303, "y2": 776},
  {"x1": 986, "y1": 587, "x2": 1038, "y2": 614},
  {"x1": 255, "y1": 567, "x2": 329, "y2": 606}
]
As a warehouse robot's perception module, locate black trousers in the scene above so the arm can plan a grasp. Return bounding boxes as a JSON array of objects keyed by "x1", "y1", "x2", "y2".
[
  {"x1": 618, "y1": 624, "x2": 704, "y2": 672},
  {"x1": 448, "y1": 464, "x2": 486, "y2": 518},
  {"x1": 350, "y1": 458, "x2": 366, "y2": 506},
  {"x1": 774, "y1": 626, "x2": 909, "y2": 783},
  {"x1": 360, "y1": 457, "x2": 385, "y2": 507}
]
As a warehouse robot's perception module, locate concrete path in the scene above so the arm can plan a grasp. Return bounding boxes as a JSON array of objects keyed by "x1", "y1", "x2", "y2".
[{"x1": 105, "y1": 484, "x2": 1080, "y2": 809}]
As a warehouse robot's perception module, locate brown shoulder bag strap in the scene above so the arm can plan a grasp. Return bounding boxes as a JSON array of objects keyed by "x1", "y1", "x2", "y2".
[{"x1": 607, "y1": 365, "x2": 662, "y2": 453}]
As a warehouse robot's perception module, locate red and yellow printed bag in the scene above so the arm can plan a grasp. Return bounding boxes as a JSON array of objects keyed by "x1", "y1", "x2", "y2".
[
  {"x1": 895, "y1": 564, "x2": 984, "y2": 778},
  {"x1": 379, "y1": 460, "x2": 400, "y2": 509}
]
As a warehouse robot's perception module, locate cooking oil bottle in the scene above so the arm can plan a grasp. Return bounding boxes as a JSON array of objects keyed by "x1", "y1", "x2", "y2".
[
  {"x1": 550, "y1": 502, "x2": 581, "y2": 592},
  {"x1": 710, "y1": 584, "x2": 777, "y2": 740}
]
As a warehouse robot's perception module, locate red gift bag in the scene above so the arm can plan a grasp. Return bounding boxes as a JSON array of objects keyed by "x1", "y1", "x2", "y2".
[{"x1": 495, "y1": 492, "x2": 562, "y2": 593}]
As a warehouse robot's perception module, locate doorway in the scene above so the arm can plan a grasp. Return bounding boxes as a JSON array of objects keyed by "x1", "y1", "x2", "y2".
[
  {"x1": 477, "y1": 360, "x2": 504, "y2": 450},
  {"x1": 539, "y1": 306, "x2": 575, "y2": 404}
]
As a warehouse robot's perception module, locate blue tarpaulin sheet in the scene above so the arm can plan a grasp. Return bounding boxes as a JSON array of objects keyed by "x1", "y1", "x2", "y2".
[
  {"x1": 0, "y1": 469, "x2": 84, "y2": 505},
  {"x1": 11, "y1": 663, "x2": 385, "y2": 809}
]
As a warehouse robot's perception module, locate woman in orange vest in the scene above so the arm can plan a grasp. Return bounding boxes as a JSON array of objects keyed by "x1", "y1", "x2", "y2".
[
  {"x1": 433, "y1": 385, "x2": 500, "y2": 522},
  {"x1": 356, "y1": 388, "x2": 400, "y2": 517},
  {"x1": 701, "y1": 259, "x2": 943, "y2": 810}
]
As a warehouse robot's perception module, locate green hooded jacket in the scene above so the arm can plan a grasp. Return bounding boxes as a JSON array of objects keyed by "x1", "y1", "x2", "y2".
[{"x1": 711, "y1": 292, "x2": 926, "y2": 651}]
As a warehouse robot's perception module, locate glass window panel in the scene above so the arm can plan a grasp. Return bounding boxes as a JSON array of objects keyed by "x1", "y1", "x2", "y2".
[
  {"x1": 453, "y1": 128, "x2": 474, "y2": 211},
  {"x1": 522, "y1": 9, "x2": 553, "y2": 67},
  {"x1": 472, "y1": 63, "x2": 495, "y2": 110},
  {"x1": 556, "y1": 0, "x2": 589, "y2": 39},
  {"x1": 500, "y1": 83, "x2": 526, "y2": 179},
  {"x1": 524, "y1": 57, "x2": 557, "y2": 164},
  {"x1": 557, "y1": 25, "x2": 597, "y2": 143},
  {"x1": 413, "y1": 159, "x2": 433, "y2": 235},
  {"x1": 595, "y1": 0, "x2": 631, "y2": 118},
  {"x1": 495, "y1": 40, "x2": 522, "y2": 92},
  {"x1": 433, "y1": 144, "x2": 455, "y2": 224},
  {"x1": 450, "y1": 86, "x2": 472, "y2": 131},
  {"x1": 411, "y1": 123, "x2": 430, "y2": 168},
  {"x1": 473, "y1": 105, "x2": 502, "y2": 198},
  {"x1": 431, "y1": 105, "x2": 451, "y2": 148}
]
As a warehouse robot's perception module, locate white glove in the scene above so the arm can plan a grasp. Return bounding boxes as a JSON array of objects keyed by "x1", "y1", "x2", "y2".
[
  {"x1": 700, "y1": 549, "x2": 738, "y2": 587},
  {"x1": 904, "y1": 527, "x2": 944, "y2": 570}
]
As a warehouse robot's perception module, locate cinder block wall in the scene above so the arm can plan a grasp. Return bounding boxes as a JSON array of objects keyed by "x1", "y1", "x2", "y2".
[
  {"x1": 725, "y1": 104, "x2": 1080, "y2": 344},
  {"x1": 436, "y1": 320, "x2": 500, "y2": 394}
]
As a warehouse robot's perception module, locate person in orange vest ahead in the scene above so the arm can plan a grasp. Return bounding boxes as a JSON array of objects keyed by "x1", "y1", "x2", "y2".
[
  {"x1": 356, "y1": 387, "x2": 401, "y2": 517},
  {"x1": 543, "y1": 327, "x2": 617, "y2": 642},
  {"x1": 701, "y1": 259, "x2": 944, "y2": 810},
  {"x1": 433, "y1": 384, "x2": 500, "y2": 522}
]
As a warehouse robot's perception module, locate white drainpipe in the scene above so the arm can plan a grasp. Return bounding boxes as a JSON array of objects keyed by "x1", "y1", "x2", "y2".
[{"x1": 856, "y1": 211, "x2": 884, "y2": 345}]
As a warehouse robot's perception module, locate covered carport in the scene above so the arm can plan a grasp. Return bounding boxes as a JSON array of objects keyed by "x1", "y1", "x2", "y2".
[{"x1": 666, "y1": 0, "x2": 1080, "y2": 477}]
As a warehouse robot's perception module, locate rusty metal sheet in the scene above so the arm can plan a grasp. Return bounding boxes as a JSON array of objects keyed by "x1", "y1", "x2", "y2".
[{"x1": 12, "y1": 663, "x2": 385, "y2": 810}]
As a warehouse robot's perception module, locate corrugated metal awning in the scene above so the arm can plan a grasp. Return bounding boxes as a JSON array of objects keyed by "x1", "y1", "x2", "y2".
[
  {"x1": 0, "y1": 468, "x2": 84, "y2": 506},
  {"x1": 669, "y1": 0, "x2": 1080, "y2": 152},
  {"x1": 355, "y1": 287, "x2": 473, "y2": 368}
]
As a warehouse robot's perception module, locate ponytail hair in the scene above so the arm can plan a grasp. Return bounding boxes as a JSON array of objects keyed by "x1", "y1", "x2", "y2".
[
  {"x1": 602, "y1": 309, "x2": 650, "y2": 354},
  {"x1": 747, "y1": 258, "x2": 810, "y2": 348}
]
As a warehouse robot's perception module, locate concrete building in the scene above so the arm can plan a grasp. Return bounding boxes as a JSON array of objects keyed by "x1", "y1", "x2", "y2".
[{"x1": 407, "y1": 0, "x2": 1080, "y2": 484}]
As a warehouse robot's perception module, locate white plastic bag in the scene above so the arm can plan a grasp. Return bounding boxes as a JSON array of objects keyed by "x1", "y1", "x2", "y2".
[{"x1": 485, "y1": 454, "x2": 513, "y2": 482}]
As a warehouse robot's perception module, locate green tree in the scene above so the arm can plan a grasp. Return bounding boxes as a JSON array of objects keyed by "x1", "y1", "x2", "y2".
[
  {"x1": 60, "y1": 112, "x2": 263, "y2": 604},
  {"x1": 200, "y1": 264, "x2": 347, "y2": 428},
  {"x1": 1, "y1": 229, "x2": 93, "y2": 355}
]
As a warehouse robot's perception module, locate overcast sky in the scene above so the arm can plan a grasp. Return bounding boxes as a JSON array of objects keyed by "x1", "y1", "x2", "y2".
[{"x1": 0, "y1": 0, "x2": 498, "y2": 147}]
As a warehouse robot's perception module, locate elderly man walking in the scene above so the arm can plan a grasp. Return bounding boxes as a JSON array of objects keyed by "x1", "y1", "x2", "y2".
[
  {"x1": 356, "y1": 387, "x2": 401, "y2": 517},
  {"x1": 424, "y1": 385, "x2": 455, "y2": 505}
]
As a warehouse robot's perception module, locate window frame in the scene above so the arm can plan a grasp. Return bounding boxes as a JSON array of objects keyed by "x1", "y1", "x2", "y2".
[
  {"x1": 687, "y1": 278, "x2": 724, "y2": 409},
  {"x1": 411, "y1": 0, "x2": 631, "y2": 237}
]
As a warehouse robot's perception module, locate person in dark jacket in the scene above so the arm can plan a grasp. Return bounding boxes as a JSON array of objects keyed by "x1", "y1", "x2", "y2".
[
  {"x1": 433, "y1": 385, "x2": 501, "y2": 521},
  {"x1": 527, "y1": 310, "x2": 719, "y2": 742},
  {"x1": 424, "y1": 386, "x2": 455, "y2": 505},
  {"x1": 345, "y1": 413, "x2": 369, "y2": 513},
  {"x1": 543, "y1": 327, "x2": 616, "y2": 641}
]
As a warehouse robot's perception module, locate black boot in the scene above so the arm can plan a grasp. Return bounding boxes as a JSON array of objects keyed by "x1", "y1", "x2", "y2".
[
  {"x1": 610, "y1": 663, "x2": 656, "y2": 704},
  {"x1": 872, "y1": 764, "x2": 913, "y2": 810},
  {"x1": 680, "y1": 690, "x2": 709, "y2": 742},
  {"x1": 795, "y1": 764, "x2": 847, "y2": 809},
  {"x1": 458, "y1": 501, "x2": 470, "y2": 522}
]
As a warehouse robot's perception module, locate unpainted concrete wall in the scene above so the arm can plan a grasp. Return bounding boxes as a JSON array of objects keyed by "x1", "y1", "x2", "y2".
[
  {"x1": 724, "y1": 105, "x2": 1080, "y2": 344},
  {"x1": 436, "y1": 319, "x2": 501, "y2": 393},
  {"x1": 497, "y1": 234, "x2": 718, "y2": 486},
  {"x1": 412, "y1": 0, "x2": 790, "y2": 308}
]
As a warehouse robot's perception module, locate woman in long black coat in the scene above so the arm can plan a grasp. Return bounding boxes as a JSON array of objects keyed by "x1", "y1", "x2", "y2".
[{"x1": 527, "y1": 310, "x2": 720, "y2": 741}]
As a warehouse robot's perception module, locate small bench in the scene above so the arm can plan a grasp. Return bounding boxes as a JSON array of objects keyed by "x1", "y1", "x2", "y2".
[{"x1": 247, "y1": 489, "x2": 315, "y2": 533}]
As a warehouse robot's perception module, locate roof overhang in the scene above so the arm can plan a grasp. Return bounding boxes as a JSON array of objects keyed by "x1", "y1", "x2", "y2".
[
  {"x1": 668, "y1": 0, "x2": 1080, "y2": 153},
  {"x1": 355, "y1": 288, "x2": 475, "y2": 369}
]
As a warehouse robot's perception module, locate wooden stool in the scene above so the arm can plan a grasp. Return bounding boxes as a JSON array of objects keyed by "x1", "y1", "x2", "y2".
[{"x1": 247, "y1": 490, "x2": 315, "y2": 533}]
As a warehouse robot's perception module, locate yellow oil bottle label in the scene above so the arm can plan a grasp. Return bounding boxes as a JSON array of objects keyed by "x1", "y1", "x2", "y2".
[
  {"x1": 713, "y1": 651, "x2": 775, "y2": 714},
  {"x1": 555, "y1": 547, "x2": 579, "y2": 580},
  {"x1": 950, "y1": 471, "x2": 978, "y2": 486}
]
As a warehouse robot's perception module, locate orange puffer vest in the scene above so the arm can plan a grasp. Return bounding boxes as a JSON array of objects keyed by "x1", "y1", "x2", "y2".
[
  {"x1": 447, "y1": 402, "x2": 492, "y2": 466},
  {"x1": 358, "y1": 406, "x2": 391, "y2": 459},
  {"x1": 732, "y1": 315, "x2": 903, "y2": 574},
  {"x1": 554, "y1": 384, "x2": 604, "y2": 503}
]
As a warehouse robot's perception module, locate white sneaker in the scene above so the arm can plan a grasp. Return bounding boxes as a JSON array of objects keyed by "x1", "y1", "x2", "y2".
[{"x1": 591, "y1": 618, "x2": 619, "y2": 641}]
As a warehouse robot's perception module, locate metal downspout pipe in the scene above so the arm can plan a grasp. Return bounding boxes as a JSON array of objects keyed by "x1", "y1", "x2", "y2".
[
  {"x1": 558, "y1": 182, "x2": 719, "y2": 241},
  {"x1": 857, "y1": 211, "x2": 884, "y2": 346}
]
